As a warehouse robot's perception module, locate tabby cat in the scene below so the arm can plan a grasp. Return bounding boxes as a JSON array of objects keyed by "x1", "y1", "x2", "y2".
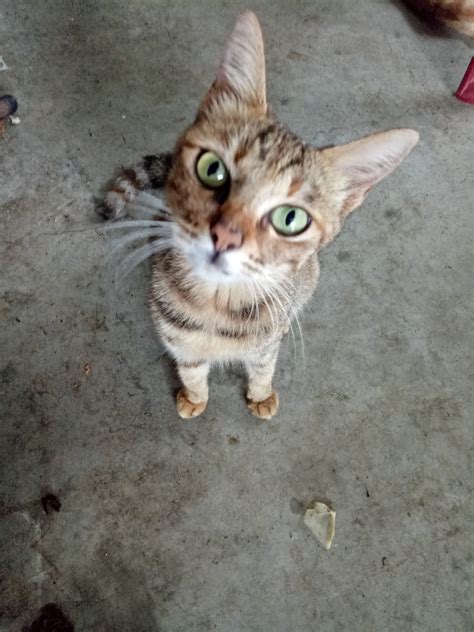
[{"x1": 100, "y1": 11, "x2": 419, "y2": 420}]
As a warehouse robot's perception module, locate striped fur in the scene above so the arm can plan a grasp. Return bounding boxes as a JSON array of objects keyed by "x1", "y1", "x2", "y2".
[
  {"x1": 101, "y1": 11, "x2": 419, "y2": 420},
  {"x1": 98, "y1": 152, "x2": 172, "y2": 220}
]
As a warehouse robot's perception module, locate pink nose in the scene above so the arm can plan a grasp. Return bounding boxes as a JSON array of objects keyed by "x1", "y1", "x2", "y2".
[{"x1": 210, "y1": 220, "x2": 244, "y2": 253}]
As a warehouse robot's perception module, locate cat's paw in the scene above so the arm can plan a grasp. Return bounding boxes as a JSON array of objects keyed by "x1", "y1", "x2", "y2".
[
  {"x1": 176, "y1": 389, "x2": 207, "y2": 419},
  {"x1": 247, "y1": 391, "x2": 279, "y2": 420}
]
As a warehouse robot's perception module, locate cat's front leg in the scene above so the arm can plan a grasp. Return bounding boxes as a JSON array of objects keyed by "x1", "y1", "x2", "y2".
[
  {"x1": 245, "y1": 343, "x2": 280, "y2": 420},
  {"x1": 176, "y1": 360, "x2": 210, "y2": 419}
]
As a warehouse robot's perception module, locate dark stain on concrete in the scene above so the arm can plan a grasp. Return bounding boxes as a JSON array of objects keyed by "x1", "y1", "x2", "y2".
[
  {"x1": 1, "y1": 362, "x2": 18, "y2": 385},
  {"x1": 337, "y1": 250, "x2": 352, "y2": 262},
  {"x1": 385, "y1": 208, "x2": 402, "y2": 220}
]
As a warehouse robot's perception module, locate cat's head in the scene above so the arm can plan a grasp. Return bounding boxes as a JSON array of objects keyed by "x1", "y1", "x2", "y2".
[{"x1": 165, "y1": 11, "x2": 419, "y2": 286}]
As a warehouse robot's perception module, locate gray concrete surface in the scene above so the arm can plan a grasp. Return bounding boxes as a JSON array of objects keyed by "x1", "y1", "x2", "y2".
[{"x1": 1, "y1": 1, "x2": 473, "y2": 630}]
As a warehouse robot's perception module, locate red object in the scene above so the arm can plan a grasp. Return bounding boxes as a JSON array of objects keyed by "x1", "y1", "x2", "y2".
[{"x1": 455, "y1": 57, "x2": 474, "y2": 105}]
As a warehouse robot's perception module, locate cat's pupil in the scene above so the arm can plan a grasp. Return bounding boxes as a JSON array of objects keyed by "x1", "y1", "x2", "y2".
[
  {"x1": 285, "y1": 209, "x2": 296, "y2": 226},
  {"x1": 207, "y1": 161, "x2": 220, "y2": 176}
]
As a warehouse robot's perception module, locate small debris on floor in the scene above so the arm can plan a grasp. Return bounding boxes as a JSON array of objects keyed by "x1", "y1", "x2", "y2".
[
  {"x1": 41, "y1": 494, "x2": 61, "y2": 515},
  {"x1": 228, "y1": 436, "x2": 239, "y2": 445},
  {"x1": 83, "y1": 362, "x2": 92, "y2": 376},
  {"x1": 23, "y1": 603, "x2": 74, "y2": 632},
  {"x1": 0, "y1": 56, "x2": 7, "y2": 71},
  {"x1": 304, "y1": 501, "x2": 336, "y2": 550}
]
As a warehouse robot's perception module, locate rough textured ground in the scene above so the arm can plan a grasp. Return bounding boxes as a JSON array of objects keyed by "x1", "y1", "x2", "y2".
[{"x1": 1, "y1": 1, "x2": 473, "y2": 630}]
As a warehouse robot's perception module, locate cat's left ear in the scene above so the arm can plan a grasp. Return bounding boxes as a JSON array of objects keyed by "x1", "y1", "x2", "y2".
[
  {"x1": 200, "y1": 11, "x2": 267, "y2": 114},
  {"x1": 322, "y1": 129, "x2": 419, "y2": 217}
]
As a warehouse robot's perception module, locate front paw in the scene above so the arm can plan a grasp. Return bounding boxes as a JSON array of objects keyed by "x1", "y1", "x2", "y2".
[
  {"x1": 247, "y1": 391, "x2": 279, "y2": 420},
  {"x1": 176, "y1": 388, "x2": 207, "y2": 419}
]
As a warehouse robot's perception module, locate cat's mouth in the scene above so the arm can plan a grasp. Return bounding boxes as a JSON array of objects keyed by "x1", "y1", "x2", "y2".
[
  {"x1": 208, "y1": 251, "x2": 231, "y2": 276},
  {"x1": 177, "y1": 231, "x2": 245, "y2": 283}
]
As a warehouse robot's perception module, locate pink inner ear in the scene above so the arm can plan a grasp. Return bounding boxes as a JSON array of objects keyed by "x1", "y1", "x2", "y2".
[
  {"x1": 330, "y1": 129, "x2": 420, "y2": 190},
  {"x1": 320, "y1": 129, "x2": 419, "y2": 220}
]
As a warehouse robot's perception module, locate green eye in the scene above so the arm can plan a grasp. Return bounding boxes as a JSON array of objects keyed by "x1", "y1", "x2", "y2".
[
  {"x1": 270, "y1": 206, "x2": 310, "y2": 236},
  {"x1": 196, "y1": 151, "x2": 228, "y2": 188}
]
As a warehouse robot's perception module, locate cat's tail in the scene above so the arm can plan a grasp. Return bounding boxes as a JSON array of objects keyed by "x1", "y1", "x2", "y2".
[{"x1": 97, "y1": 152, "x2": 172, "y2": 220}]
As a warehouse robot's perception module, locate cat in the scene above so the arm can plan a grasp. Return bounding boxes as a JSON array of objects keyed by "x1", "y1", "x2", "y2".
[
  {"x1": 99, "y1": 11, "x2": 419, "y2": 420},
  {"x1": 403, "y1": 0, "x2": 474, "y2": 36}
]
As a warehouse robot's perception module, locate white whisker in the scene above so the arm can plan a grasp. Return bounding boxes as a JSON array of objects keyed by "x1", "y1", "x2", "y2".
[
  {"x1": 252, "y1": 279, "x2": 261, "y2": 324},
  {"x1": 263, "y1": 276, "x2": 296, "y2": 353},
  {"x1": 134, "y1": 190, "x2": 171, "y2": 211},
  {"x1": 102, "y1": 219, "x2": 173, "y2": 231},
  {"x1": 127, "y1": 192, "x2": 173, "y2": 218},
  {"x1": 246, "y1": 279, "x2": 259, "y2": 326},
  {"x1": 270, "y1": 271, "x2": 305, "y2": 365},
  {"x1": 107, "y1": 228, "x2": 175, "y2": 257},
  {"x1": 254, "y1": 277, "x2": 278, "y2": 337},
  {"x1": 275, "y1": 286, "x2": 297, "y2": 356},
  {"x1": 279, "y1": 289, "x2": 300, "y2": 361},
  {"x1": 119, "y1": 238, "x2": 174, "y2": 278},
  {"x1": 126, "y1": 204, "x2": 171, "y2": 219}
]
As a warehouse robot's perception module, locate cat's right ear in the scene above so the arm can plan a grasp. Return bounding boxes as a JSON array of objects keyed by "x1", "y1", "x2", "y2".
[
  {"x1": 321, "y1": 129, "x2": 420, "y2": 218},
  {"x1": 199, "y1": 11, "x2": 267, "y2": 115}
]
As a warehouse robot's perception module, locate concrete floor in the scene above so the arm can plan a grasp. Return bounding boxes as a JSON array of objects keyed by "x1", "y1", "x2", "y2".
[{"x1": 1, "y1": 1, "x2": 473, "y2": 630}]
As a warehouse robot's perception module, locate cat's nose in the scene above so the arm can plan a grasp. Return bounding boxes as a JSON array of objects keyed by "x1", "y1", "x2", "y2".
[{"x1": 210, "y1": 220, "x2": 244, "y2": 253}]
